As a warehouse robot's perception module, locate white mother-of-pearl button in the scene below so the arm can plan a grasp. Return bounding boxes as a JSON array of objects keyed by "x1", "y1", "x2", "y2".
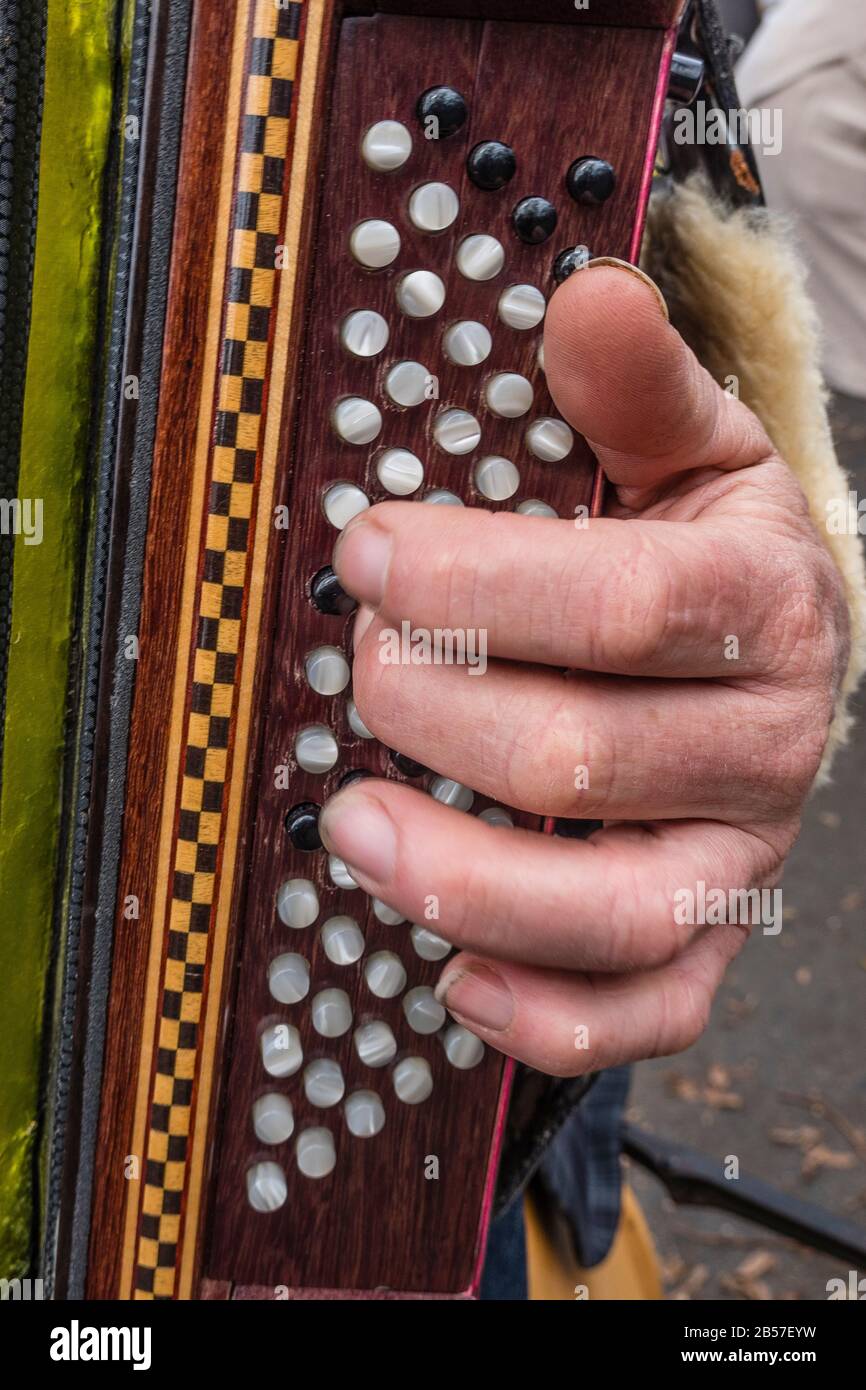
[
  {"x1": 296, "y1": 1127, "x2": 337, "y2": 1179},
  {"x1": 373, "y1": 897, "x2": 405, "y2": 926},
  {"x1": 276, "y1": 877, "x2": 318, "y2": 930},
  {"x1": 354, "y1": 1020, "x2": 397, "y2": 1067},
  {"x1": 303, "y1": 1058, "x2": 345, "y2": 1108},
  {"x1": 498, "y1": 284, "x2": 546, "y2": 330},
  {"x1": 517, "y1": 498, "x2": 558, "y2": 518},
  {"x1": 329, "y1": 854, "x2": 358, "y2": 889},
  {"x1": 409, "y1": 181, "x2": 459, "y2": 232},
  {"x1": 537, "y1": 341, "x2": 545, "y2": 372},
  {"x1": 322, "y1": 481, "x2": 369, "y2": 531},
  {"x1": 294, "y1": 723, "x2": 338, "y2": 773},
  {"x1": 430, "y1": 776, "x2": 474, "y2": 812},
  {"x1": 376, "y1": 448, "x2": 423, "y2": 496},
  {"x1": 443, "y1": 1024, "x2": 485, "y2": 1070},
  {"x1": 443, "y1": 320, "x2": 492, "y2": 367},
  {"x1": 321, "y1": 915, "x2": 365, "y2": 966},
  {"x1": 479, "y1": 805, "x2": 514, "y2": 827},
  {"x1": 340, "y1": 308, "x2": 389, "y2": 359},
  {"x1": 411, "y1": 924, "x2": 452, "y2": 961},
  {"x1": 396, "y1": 269, "x2": 446, "y2": 318},
  {"x1": 350, "y1": 218, "x2": 401, "y2": 269},
  {"x1": 347, "y1": 696, "x2": 373, "y2": 739},
  {"x1": 485, "y1": 372, "x2": 533, "y2": 418},
  {"x1": 403, "y1": 985, "x2": 446, "y2": 1034},
  {"x1": 526, "y1": 416, "x2": 574, "y2": 461},
  {"x1": 393, "y1": 1056, "x2": 433, "y2": 1105},
  {"x1": 305, "y1": 645, "x2": 350, "y2": 696},
  {"x1": 361, "y1": 119, "x2": 412, "y2": 172},
  {"x1": 268, "y1": 952, "x2": 310, "y2": 1005},
  {"x1": 423, "y1": 489, "x2": 464, "y2": 507},
  {"x1": 456, "y1": 234, "x2": 505, "y2": 282},
  {"x1": 246, "y1": 1161, "x2": 287, "y2": 1211},
  {"x1": 332, "y1": 396, "x2": 382, "y2": 445},
  {"x1": 474, "y1": 455, "x2": 520, "y2": 502},
  {"x1": 344, "y1": 1090, "x2": 385, "y2": 1138},
  {"x1": 385, "y1": 360, "x2": 430, "y2": 408},
  {"x1": 365, "y1": 950, "x2": 407, "y2": 999},
  {"x1": 261, "y1": 1023, "x2": 303, "y2": 1078},
  {"x1": 311, "y1": 988, "x2": 353, "y2": 1038},
  {"x1": 252, "y1": 1093, "x2": 295, "y2": 1145},
  {"x1": 433, "y1": 408, "x2": 481, "y2": 455}
]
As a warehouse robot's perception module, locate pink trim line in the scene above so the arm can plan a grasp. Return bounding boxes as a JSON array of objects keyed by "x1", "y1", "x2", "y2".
[{"x1": 466, "y1": 1057, "x2": 516, "y2": 1297}]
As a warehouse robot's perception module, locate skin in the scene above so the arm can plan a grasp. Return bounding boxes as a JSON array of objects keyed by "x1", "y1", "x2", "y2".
[{"x1": 320, "y1": 262, "x2": 850, "y2": 1078}]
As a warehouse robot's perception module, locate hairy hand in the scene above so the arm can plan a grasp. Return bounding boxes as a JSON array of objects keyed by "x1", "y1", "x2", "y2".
[{"x1": 320, "y1": 261, "x2": 849, "y2": 1077}]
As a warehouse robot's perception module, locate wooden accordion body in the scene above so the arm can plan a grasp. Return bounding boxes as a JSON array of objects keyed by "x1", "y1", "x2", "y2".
[{"x1": 50, "y1": 0, "x2": 687, "y2": 1300}]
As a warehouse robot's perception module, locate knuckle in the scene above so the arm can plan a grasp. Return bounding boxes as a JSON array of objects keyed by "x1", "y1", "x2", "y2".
[{"x1": 590, "y1": 537, "x2": 674, "y2": 672}]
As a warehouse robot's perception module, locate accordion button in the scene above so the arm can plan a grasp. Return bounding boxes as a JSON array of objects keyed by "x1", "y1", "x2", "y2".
[
  {"x1": 416, "y1": 86, "x2": 467, "y2": 139},
  {"x1": 261, "y1": 1023, "x2": 303, "y2": 1078},
  {"x1": 332, "y1": 396, "x2": 382, "y2": 445},
  {"x1": 566, "y1": 157, "x2": 616, "y2": 207},
  {"x1": 456, "y1": 233, "x2": 504, "y2": 282},
  {"x1": 285, "y1": 803, "x2": 323, "y2": 853},
  {"x1": 553, "y1": 245, "x2": 590, "y2": 284},
  {"x1": 423, "y1": 489, "x2": 463, "y2": 507},
  {"x1": 346, "y1": 696, "x2": 374, "y2": 739},
  {"x1": 537, "y1": 341, "x2": 545, "y2": 372},
  {"x1": 354, "y1": 1020, "x2": 398, "y2": 1067},
  {"x1": 409, "y1": 181, "x2": 460, "y2": 233},
  {"x1": 329, "y1": 854, "x2": 359, "y2": 889},
  {"x1": 373, "y1": 897, "x2": 406, "y2": 926},
  {"x1": 305, "y1": 645, "x2": 350, "y2": 696},
  {"x1": 485, "y1": 372, "x2": 533, "y2": 418},
  {"x1": 303, "y1": 1058, "x2": 346, "y2": 1109},
  {"x1": 512, "y1": 196, "x2": 558, "y2": 246},
  {"x1": 467, "y1": 140, "x2": 516, "y2": 192},
  {"x1": 350, "y1": 218, "x2": 401, "y2": 269},
  {"x1": 385, "y1": 359, "x2": 431, "y2": 408},
  {"x1": 340, "y1": 308, "x2": 389, "y2": 359},
  {"x1": 344, "y1": 1090, "x2": 386, "y2": 1139},
  {"x1": 396, "y1": 269, "x2": 446, "y2": 318},
  {"x1": 403, "y1": 985, "x2": 447, "y2": 1035},
  {"x1": 296, "y1": 1127, "x2": 337, "y2": 1179},
  {"x1": 361, "y1": 119, "x2": 412, "y2": 171},
  {"x1": 365, "y1": 950, "x2": 407, "y2": 999},
  {"x1": 430, "y1": 775, "x2": 474, "y2": 812},
  {"x1": 310, "y1": 565, "x2": 357, "y2": 617},
  {"x1": 246, "y1": 1161, "x2": 288, "y2": 1211},
  {"x1": 393, "y1": 1056, "x2": 434, "y2": 1105},
  {"x1": 321, "y1": 915, "x2": 365, "y2": 966},
  {"x1": 433, "y1": 408, "x2": 481, "y2": 456},
  {"x1": 443, "y1": 319, "x2": 492, "y2": 367},
  {"x1": 268, "y1": 952, "x2": 311, "y2": 1005},
  {"x1": 498, "y1": 283, "x2": 546, "y2": 330},
  {"x1": 389, "y1": 749, "x2": 428, "y2": 778},
  {"x1": 276, "y1": 877, "x2": 319, "y2": 929},
  {"x1": 443, "y1": 1024, "x2": 485, "y2": 1070},
  {"x1": 311, "y1": 988, "x2": 353, "y2": 1038},
  {"x1": 411, "y1": 924, "x2": 452, "y2": 962},
  {"x1": 252, "y1": 1094, "x2": 295, "y2": 1146},
  {"x1": 526, "y1": 416, "x2": 574, "y2": 462},
  {"x1": 475, "y1": 456, "x2": 520, "y2": 502},
  {"x1": 479, "y1": 805, "x2": 514, "y2": 828},
  {"x1": 376, "y1": 447, "x2": 424, "y2": 496},
  {"x1": 295, "y1": 723, "x2": 339, "y2": 774},
  {"x1": 517, "y1": 498, "x2": 558, "y2": 519}
]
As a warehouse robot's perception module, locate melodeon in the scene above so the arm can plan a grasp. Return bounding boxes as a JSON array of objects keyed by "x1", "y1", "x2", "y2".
[{"x1": 20, "y1": 0, "x2": 755, "y2": 1300}]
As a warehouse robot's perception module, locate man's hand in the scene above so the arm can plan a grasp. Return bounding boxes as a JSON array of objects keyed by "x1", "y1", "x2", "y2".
[{"x1": 319, "y1": 261, "x2": 849, "y2": 1077}]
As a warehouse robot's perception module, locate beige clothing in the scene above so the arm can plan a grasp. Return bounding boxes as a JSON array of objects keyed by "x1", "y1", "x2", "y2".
[{"x1": 736, "y1": 0, "x2": 866, "y2": 397}]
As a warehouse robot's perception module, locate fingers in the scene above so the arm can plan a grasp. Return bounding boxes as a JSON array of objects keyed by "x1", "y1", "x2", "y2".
[
  {"x1": 544, "y1": 261, "x2": 775, "y2": 490},
  {"x1": 434, "y1": 921, "x2": 747, "y2": 1076},
  {"x1": 318, "y1": 778, "x2": 780, "y2": 973},
  {"x1": 333, "y1": 501, "x2": 786, "y2": 680}
]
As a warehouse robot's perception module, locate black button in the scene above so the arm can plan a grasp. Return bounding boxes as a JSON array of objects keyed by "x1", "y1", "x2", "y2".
[
  {"x1": 553, "y1": 818, "x2": 603, "y2": 840},
  {"x1": 310, "y1": 565, "x2": 357, "y2": 616},
  {"x1": 285, "y1": 802, "x2": 322, "y2": 851},
  {"x1": 467, "y1": 140, "x2": 516, "y2": 191},
  {"x1": 390, "y1": 750, "x2": 428, "y2": 779},
  {"x1": 338, "y1": 768, "x2": 374, "y2": 790},
  {"x1": 553, "y1": 245, "x2": 590, "y2": 284},
  {"x1": 512, "y1": 196, "x2": 557, "y2": 245},
  {"x1": 416, "y1": 87, "x2": 467, "y2": 139},
  {"x1": 566, "y1": 157, "x2": 616, "y2": 206}
]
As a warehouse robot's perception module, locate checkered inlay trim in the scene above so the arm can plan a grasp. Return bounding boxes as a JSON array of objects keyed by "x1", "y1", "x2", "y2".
[{"x1": 132, "y1": 0, "x2": 303, "y2": 1300}]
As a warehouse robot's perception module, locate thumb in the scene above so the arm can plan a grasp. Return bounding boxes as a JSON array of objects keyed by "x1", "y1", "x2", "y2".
[{"x1": 543, "y1": 259, "x2": 774, "y2": 491}]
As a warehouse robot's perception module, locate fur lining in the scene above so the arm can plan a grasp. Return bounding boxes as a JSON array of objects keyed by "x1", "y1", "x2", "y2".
[{"x1": 642, "y1": 176, "x2": 866, "y2": 782}]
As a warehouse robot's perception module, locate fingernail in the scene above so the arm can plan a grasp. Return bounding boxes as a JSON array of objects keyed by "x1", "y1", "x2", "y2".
[
  {"x1": 585, "y1": 256, "x2": 669, "y2": 321},
  {"x1": 333, "y1": 517, "x2": 391, "y2": 608},
  {"x1": 353, "y1": 603, "x2": 375, "y2": 651},
  {"x1": 435, "y1": 965, "x2": 513, "y2": 1033},
  {"x1": 318, "y1": 788, "x2": 396, "y2": 883}
]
